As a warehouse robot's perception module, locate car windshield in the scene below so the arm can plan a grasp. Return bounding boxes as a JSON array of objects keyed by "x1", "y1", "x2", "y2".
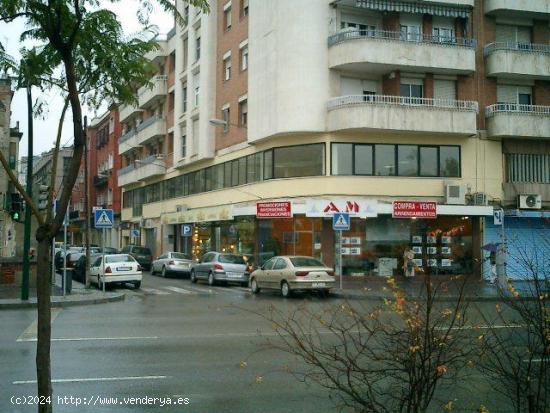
[
  {"x1": 289, "y1": 257, "x2": 326, "y2": 267},
  {"x1": 172, "y1": 253, "x2": 191, "y2": 260},
  {"x1": 218, "y1": 254, "x2": 246, "y2": 264},
  {"x1": 105, "y1": 255, "x2": 135, "y2": 264},
  {"x1": 133, "y1": 247, "x2": 150, "y2": 255}
]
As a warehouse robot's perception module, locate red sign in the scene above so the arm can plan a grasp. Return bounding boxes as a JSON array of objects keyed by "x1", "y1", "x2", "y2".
[
  {"x1": 392, "y1": 201, "x2": 437, "y2": 219},
  {"x1": 256, "y1": 202, "x2": 292, "y2": 218}
]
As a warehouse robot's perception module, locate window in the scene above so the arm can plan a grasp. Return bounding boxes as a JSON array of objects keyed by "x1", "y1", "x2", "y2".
[
  {"x1": 182, "y1": 83, "x2": 188, "y2": 112},
  {"x1": 240, "y1": 44, "x2": 248, "y2": 71},
  {"x1": 192, "y1": 119, "x2": 199, "y2": 155},
  {"x1": 433, "y1": 27, "x2": 455, "y2": 43},
  {"x1": 231, "y1": 159, "x2": 239, "y2": 186},
  {"x1": 419, "y1": 147, "x2": 438, "y2": 177},
  {"x1": 273, "y1": 258, "x2": 287, "y2": 270},
  {"x1": 239, "y1": 99, "x2": 247, "y2": 127},
  {"x1": 518, "y1": 93, "x2": 531, "y2": 105},
  {"x1": 223, "y1": 54, "x2": 232, "y2": 81},
  {"x1": 213, "y1": 164, "x2": 224, "y2": 189},
  {"x1": 398, "y1": 145, "x2": 418, "y2": 176},
  {"x1": 183, "y1": 4, "x2": 190, "y2": 23},
  {"x1": 224, "y1": 4, "x2": 232, "y2": 30},
  {"x1": 246, "y1": 153, "x2": 262, "y2": 183},
  {"x1": 355, "y1": 145, "x2": 373, "y2": 175},
  {"x1": 439, "y1": 146, "x2": 460, "y2": 177},
  {"x1": 194, "y1": 85, "x2": 200, "y2": 107},
  {"x1": 400, "y1": 24, "x2": 421, "y2": 41},
  {"x1": 341, "y1": 22, "x2": 376, "y2": 36},
  {"x1": 331, "y1": 143, "x2": 352, "y2": 175},
  {"x1": 238, "y1": 157, "x2": 247, "y2": 185},
  {"x1": 222, "y1": 106, "x2": 230, "y2": 133},
  {"x1": 263, "y1": 150, "x2": 273, "y2": 180},
  {"x1": 195, "y1": 35, "x2": 201, "y2": 61},
  {"x1": 224, "y1": 161, "x2": 232, "y2": 187},
  {"x1": 241, "y1": 0, "x2": 249, "y2": 17},
  {"x1": 374, "y1": 145, "x2": 396, "y2": 176},
  {"x1": 182, "y1": 38, "x2": 188, "y2": 68},
  {"x1": 400, "y1": 81, "x2": 424, "y2": 103},
  {"x1": 181, "y1": 132, "x2": 187, "y2": 158},
  {"x1": 273, "y1": 144, "x2": 324, "y2": 179}
]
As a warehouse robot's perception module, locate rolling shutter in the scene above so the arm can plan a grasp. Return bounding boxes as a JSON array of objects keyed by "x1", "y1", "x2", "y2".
[{"x1": 434, "y1": 80, "x2": 456, "y2": 101}]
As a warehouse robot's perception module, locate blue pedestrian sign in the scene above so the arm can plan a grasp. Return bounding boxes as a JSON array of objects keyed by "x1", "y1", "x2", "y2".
[
  {"x1": 493, "y1": 209, "x2": 503, "y2": 226},
  {"x1": 182, "y1": 224, "x2": 193, "y2": 237},
  {"x1": 94, "y1": 208, "x2": 114, "y2": 229},
  {"x1": 332, "y1": 213, "x2": 350, "y2": 231},
  {"x1": 131, "y1": 229, "x2": 140, "y2": 238}
]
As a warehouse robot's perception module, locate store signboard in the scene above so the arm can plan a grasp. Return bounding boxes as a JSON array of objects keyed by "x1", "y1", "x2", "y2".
[
  {"x1": 392, "y1": 201, "x2": 437, "y2": 219},
  {"x1": 305, "y1": 199, "x2": 377, "y2": 218},
  {"x1": 256, "y1": 202, "x2": 292, "y2": 218},
  {"x1": 161, "y1": 205, "x2": 233, "y2": 224}
]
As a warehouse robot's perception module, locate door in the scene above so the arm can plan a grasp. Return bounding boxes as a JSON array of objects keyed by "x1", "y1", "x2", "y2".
[
  {"x1": 257, "y1": 257, "x2": 276, "y2": 288},
  {"x1": 197, "y1": 252, "x2": 214, "y2": 278},
  {"x1": 271, "y1": 257, "x2": 289, "y2": 289},
  {"x1": 145, "y1": 228, "x2": 156, "y2": 258}
]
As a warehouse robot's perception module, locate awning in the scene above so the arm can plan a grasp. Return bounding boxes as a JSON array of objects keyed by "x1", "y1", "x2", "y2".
[
  {"x1": 161, "y1": 205, "x2": 234, "y2": 225},
  {"x1": 355, "y1": 0, "x2": 471, "y2": 19}
]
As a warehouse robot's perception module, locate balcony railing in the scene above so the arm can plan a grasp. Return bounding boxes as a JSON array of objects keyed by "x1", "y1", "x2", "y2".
[
  {"x1": 118, "y1": 164, "x2": 135, "y2": 176},
  {"x1": 328, "y1": 29, "x2": 476, "y2": 48},
  {"x1": 136, "y1": 115, "x2": 162, "y2": 132},
  {"x1": 119, "y1": 129, "x2": 137, "y2": 143},
  {"x1": 484, "y1": 42, "x2": 550, "y2": 57},
  {"x1": 328, "y1": 95, "x2": 479, "y2": 112},
  {"x1": 486, "y1": 103, "x2": 550, "y2": 117},
  {"x1": 93, "y1": 175, "x2": 108, "y2": 187}
]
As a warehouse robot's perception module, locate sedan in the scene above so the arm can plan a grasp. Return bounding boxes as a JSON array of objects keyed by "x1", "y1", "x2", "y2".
[
  {"x1": 152, "y1": 252, "x2": 194, "y2": 278},
  {"x1": 89, "y1": 254, "x2": 142, "y2": 289},
  {"x1": 250, "y1": 256, "x2": 335, "y2": 297},
  {"x1": 190, "y1": 252, "x2": 250, "y2": 287}
]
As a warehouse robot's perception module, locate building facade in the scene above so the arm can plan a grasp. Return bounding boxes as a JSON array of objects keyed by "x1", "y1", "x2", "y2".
[{"x1": 117, "y1": 0, "x2": 549, "y2": 278}]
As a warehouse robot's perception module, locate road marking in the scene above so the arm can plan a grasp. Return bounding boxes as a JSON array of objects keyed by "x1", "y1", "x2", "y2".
[
  {"x1": 13, "y1": 375, "x2": 168, "y2": 385},
  {"x1": 140, "y1": 287, "x2": 170, "y2": 295},
  {"x1": 16, "y1": 309, "x2": 62, "y2": 342},
  {"x1": 434, "y1": 324, "x2": 524, "y2": 331},
  {"x1": 162, "y1": 286, "x2": 196, "y2": 295},
  {"x1": 17, "y1": 336, "x2": 160, "y2": 343}
]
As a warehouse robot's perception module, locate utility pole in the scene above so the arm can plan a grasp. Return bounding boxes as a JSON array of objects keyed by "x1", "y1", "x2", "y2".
[
  {"x1": 84, "y1": 116, "x2": 91, "y2": 288},
  {"x1": 21, "y1": 83, "x2": 33, "y2": 300}
]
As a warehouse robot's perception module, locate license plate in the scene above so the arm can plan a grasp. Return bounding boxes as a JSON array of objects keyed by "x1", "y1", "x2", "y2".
[
  {"x1": 227, "y1": 272, "x2": 243, "y2": 278},
  {"x1": 117, "y1": 267, "x2": 131, "y2": 271},
  {"x1": 311, "y1": 282, "x2": 326, "y2": 288}
]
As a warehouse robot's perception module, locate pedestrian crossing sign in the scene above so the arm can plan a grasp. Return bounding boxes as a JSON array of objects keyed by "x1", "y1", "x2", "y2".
[
  {"x1": 94, "y1": 208, "x2": 114, "y2": 229},
  {"x1": 332, "y1": 213, "x2": 350, "y2": 231}
]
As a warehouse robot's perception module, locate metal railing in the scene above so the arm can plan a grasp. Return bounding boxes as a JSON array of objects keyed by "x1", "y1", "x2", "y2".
[
  {"x1": 167, "y1": 27, "x2": 176, "y2": 39},
  {"x1": 119, "y1": 128, "x2": 137, "y2": 143},
  {"x1": 484, "y1": 42, "x2": 550, "y2": 57},
  {"x1": 138, "y1": 75, "x2": 168, "y2": 97},
  {"x1": 328, "y1": 95, "x2": 479, "y2": 112},
  {"x1": 136, "y1": 115, "x2": 163, "y2": 132},
  {"x1": 117, "y1": 164, "x2": 135, "y2": 176},
  {"x1": 486, "y1": 103, "x2": 550, "y2": 117},
  {"x1": 328, "y1": 28, "x2": 476, "y2": 48},
  {"x1": 140, "y1": 154, "x2": 165, "y2": 166}
]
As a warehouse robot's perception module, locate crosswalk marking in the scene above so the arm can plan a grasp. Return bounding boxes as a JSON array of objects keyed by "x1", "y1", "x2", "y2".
[
  {"x1": 134, "y1": 284, "x2": 250, "y2": 296},
  {"x1": 162, "y1": 286, "x2": 196, "y2": 295},
  {"x1": 140, "y1": 287, "x2": 171, "y2": 295}
]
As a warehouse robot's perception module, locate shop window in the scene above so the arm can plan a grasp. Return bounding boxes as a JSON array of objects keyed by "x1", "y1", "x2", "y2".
[
  {"x1": 398, "y1": 145, "x2": 418, "y2": 176},
  {"x1": 246, "y1": 153, "x2": 262, "y2": 183},
  {"x1": 273, "y1": 144, "x2": 324, "y2": 179},
  {"x1": 238, "y1": 157, "x2": 247, "y2": 185},
  {"x1": 332, "y1": 143, "x2": 353, "y2": 175},
  {"x1": 224, "y1": 162, "x2": 232, "y2": 187},
  {"x1": 354, "y1": 145, "x2": 373, "y2": 175},
  {"x1": 419, "y1": 146, "x2": 438, "y2": 177},
  {"x1": 263, "y1": 150, "x2": 273, "y2": 180},
  {"x1": 439, "y1": 146, "x2": 460, "y2": 177},
  {"x1": 205, "y1": 167, "x2": 213, "y2": 192},
  {"x1": 374, "y1": 144, "x2": 396, "y2": 176},
  {"x1": 231, "y1": 159, "x2": 239, "y2": 186},
  {"x1": 213, "y1": 164, "x2": 225, "y2": 189}
]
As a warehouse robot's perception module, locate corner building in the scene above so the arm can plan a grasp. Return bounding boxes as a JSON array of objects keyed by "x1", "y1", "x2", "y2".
[{"x1": 119, "y1": 0, "x2": 550, "y2": 278}]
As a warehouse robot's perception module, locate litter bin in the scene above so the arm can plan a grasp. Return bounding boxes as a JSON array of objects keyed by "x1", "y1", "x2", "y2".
[{"x1": 63, "y1": 270, "x2": 72, "y2": 294}]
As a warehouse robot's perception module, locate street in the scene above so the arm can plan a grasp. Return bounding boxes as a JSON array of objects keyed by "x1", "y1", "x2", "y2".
[{"x1": 0, "y1": 272, "x2": 524, "y2": 412}]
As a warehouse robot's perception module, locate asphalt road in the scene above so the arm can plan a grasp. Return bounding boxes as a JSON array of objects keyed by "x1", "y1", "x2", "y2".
[{"x1": 0, "y1": 272, "x2": 520, "y2": 413}]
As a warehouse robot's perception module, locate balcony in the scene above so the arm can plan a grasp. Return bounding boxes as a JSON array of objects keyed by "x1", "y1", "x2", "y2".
[
  {"x1": 484, "y1": 42, "x2": 550, "y2": 80},
  {"x1": 145, "y1": 40, "x2": 168, "y2": 64},
  {"x1": 138, "y1": 75, "x2": 168, "y2": 109},
  {"x1": 485, "y1": 104, "x2": 550, "y2": 139},
  {"x1": 327, "y1": 95, "x2": 478, "y2": 135},
  {"x1": 484, "y1": 0, "x2": 550, "y2": 17},
  {"x1": 93, "y1": 175, "x2": 108, "y2": 188},
  {"x1": 119, "y1": 103, "x2": 142, "y2": 123},
  {"x1": 118, "y1": 129, "x2": 138, "y2": 155},
  {"x1": 117, "y1": 155, "x2": 166, "y2": 187},
  {"x1": 328, "y1": 29, "x2": 476, "y2": 75},
  {"x1": 136, "y1": 115, "x2": 166, "y2": 146}
]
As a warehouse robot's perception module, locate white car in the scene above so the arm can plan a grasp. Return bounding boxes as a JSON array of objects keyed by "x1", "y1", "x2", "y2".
[{"x1": 90, "y1": 254, "x2": 142, "y2": 289}]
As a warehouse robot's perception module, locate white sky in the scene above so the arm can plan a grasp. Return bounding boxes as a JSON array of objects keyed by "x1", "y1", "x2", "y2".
[{"x1": 0, "y1": 2, "x2": 173, "y2": 157}]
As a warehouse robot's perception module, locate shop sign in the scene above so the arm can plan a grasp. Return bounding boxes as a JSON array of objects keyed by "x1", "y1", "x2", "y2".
[
  {"x1": 161, "y1": 205, "x2": 233, "y2": 225},
  {"x1": 305, "y1": 199, "x2": 377, "y2": 218},
  {"x1": 392, "y1": 201, "x2": 437, "y2": 219},
  {"x1": 256, "y1": 202, "x2": 292, "y2": 218}
]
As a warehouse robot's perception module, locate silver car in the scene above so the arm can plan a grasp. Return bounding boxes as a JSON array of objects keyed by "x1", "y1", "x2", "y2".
[
  {"x1": 250, "y1": 256, "x2": 335, "y2": 297},
  {"x1": 152, "y1": 252, "x2": 194, "y2": 278},
  {"x1": 190, "y1": 252, "x2": 250, "y2": 286}
]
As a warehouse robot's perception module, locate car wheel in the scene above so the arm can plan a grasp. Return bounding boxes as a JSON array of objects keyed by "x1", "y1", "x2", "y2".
[
  {"x1": 161, "y1": 266, "x2": 167, "y2": 278},
  {"x1": 190, "y1": 270, "x2": 197, "y2": 283},
  {"x1": 241, "y1": 281, "x2": 248, "y2": 288},
  {"x1": 281, "y1": 281, "x2": 291, "y2": 298},
  {"x1": 134, "y1": 281, "x2": 141, "y2": 289},
  {"x1": 320, "y1": 289, "x2": 330, "y2": 298},
  {"x1": 208, "y1": 272, "x2": 215, "y2": 286},
  {"x1": 250, "y1": 278, "x2": 260, "y2": 294}
]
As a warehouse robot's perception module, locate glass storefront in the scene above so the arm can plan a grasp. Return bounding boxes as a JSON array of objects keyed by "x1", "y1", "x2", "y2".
[{"x1": 173, "y1": 214, "x2": 475, "y2": 276}]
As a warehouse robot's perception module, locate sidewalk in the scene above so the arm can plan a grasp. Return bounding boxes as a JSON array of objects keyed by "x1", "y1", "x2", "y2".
[
  {"x1": 0, "y1": 273, "x2": 125, "y2": 309},
  {"x1": 331, "y1": 275, "x2": 544, "y2": 302}
]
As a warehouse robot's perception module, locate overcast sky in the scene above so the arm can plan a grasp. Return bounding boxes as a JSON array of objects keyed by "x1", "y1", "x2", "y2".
[{"x1": 0, "y1": 2, "x2": 173, "y2": 158}]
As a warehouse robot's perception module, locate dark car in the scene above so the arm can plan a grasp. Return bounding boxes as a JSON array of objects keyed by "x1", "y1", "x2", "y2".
[
  {"x1": 73, "y1": 253, "x2": 101, "y2": 283},
  {"x1": 54, "y1": 247, "x2": 84, "y2": 271},
  {"x1": 120, "y1": 245, "x2": 153, "y2": 271}
]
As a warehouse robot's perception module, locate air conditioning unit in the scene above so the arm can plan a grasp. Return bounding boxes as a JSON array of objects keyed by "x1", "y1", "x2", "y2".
[
  {"x1": 176, "y1": 205, "x2": 188, "y2": 213},
  {"x1": 445, "y1": 184, "x2": 466, "y2": 205},
  {"x1": 518, "y1": 194, "x2": 542, "y2": 210},
  {"x1": 472, "y1": 192, "x2": 488, "y2": 206}
]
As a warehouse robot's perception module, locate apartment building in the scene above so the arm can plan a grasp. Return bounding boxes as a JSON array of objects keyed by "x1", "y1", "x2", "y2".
[{"x1": 117, "y1": 0, "x2": 549, "y2": 278}]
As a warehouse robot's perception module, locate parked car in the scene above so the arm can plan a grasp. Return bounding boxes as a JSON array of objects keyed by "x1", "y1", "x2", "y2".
[
  {"x1": 54, "y1": 247, "x2": 84, "y2": 271},
  {"x1": 120, "y1": 245, "x2": 153, "y2": 271},
  {"x1": 89, "y1": 254, "x2": 142, "y2": 289},
  {"x1": 250, "y1": 256, "x2": 335, "y2": 297},
  {"x1": 190, "y1": 252, "x2": 250, "y2": 286},
  {"x1": 152, "y1": 252, "x2": 194, "y2": 278}
]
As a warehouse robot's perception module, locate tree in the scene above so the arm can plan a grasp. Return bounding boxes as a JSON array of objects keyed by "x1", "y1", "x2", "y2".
[
  {"x1": 0, "y1": 1, "x2": 208, "y2": 412},
  {"x1": 255, "y1": 275, "x2": 476, "y2": 413}
]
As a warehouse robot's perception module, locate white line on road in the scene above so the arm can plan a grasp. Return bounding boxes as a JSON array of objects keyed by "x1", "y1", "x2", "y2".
[
  {"x1": 13, "y1": 375, "x2": 168, "y2": 385},
  {"x1": 140, "y1": 287, "x2": 171, "y2": 295},
  {"x1": 17, "y1": 336, "x2": 160, "y2": 343},
  {"x1": 434, "y1": 324, "x2": 524, "y2": 331},
  {"x1": 162, "y1": 286, "x2": 196, "y2": 295},
  {"x1": 16, "y1": 309, "x2": 62, "y2": 342}
]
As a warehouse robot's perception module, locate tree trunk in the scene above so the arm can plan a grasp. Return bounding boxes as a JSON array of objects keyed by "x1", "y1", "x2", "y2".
[{"x1": 36, "y1": 225, "x2": 53, "y2": 413}]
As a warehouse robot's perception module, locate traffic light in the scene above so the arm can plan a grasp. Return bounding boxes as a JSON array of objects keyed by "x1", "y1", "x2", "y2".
[
  {"x1": 38, "y1": 184, "x2": 49, "y2": 211},
  {"x1": 9, "y1": 193, "x2": 24, "y2": 222}
]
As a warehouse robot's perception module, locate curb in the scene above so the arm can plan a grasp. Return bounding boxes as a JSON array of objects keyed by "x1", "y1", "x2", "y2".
[{"x1": 0, "y1": 292, "x2": 126, "y2": 309}]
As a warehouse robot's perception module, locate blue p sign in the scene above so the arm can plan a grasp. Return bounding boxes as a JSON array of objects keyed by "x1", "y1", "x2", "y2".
[{"x1": 182, "y1": 224, "x2": 193, "y2": 237}]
